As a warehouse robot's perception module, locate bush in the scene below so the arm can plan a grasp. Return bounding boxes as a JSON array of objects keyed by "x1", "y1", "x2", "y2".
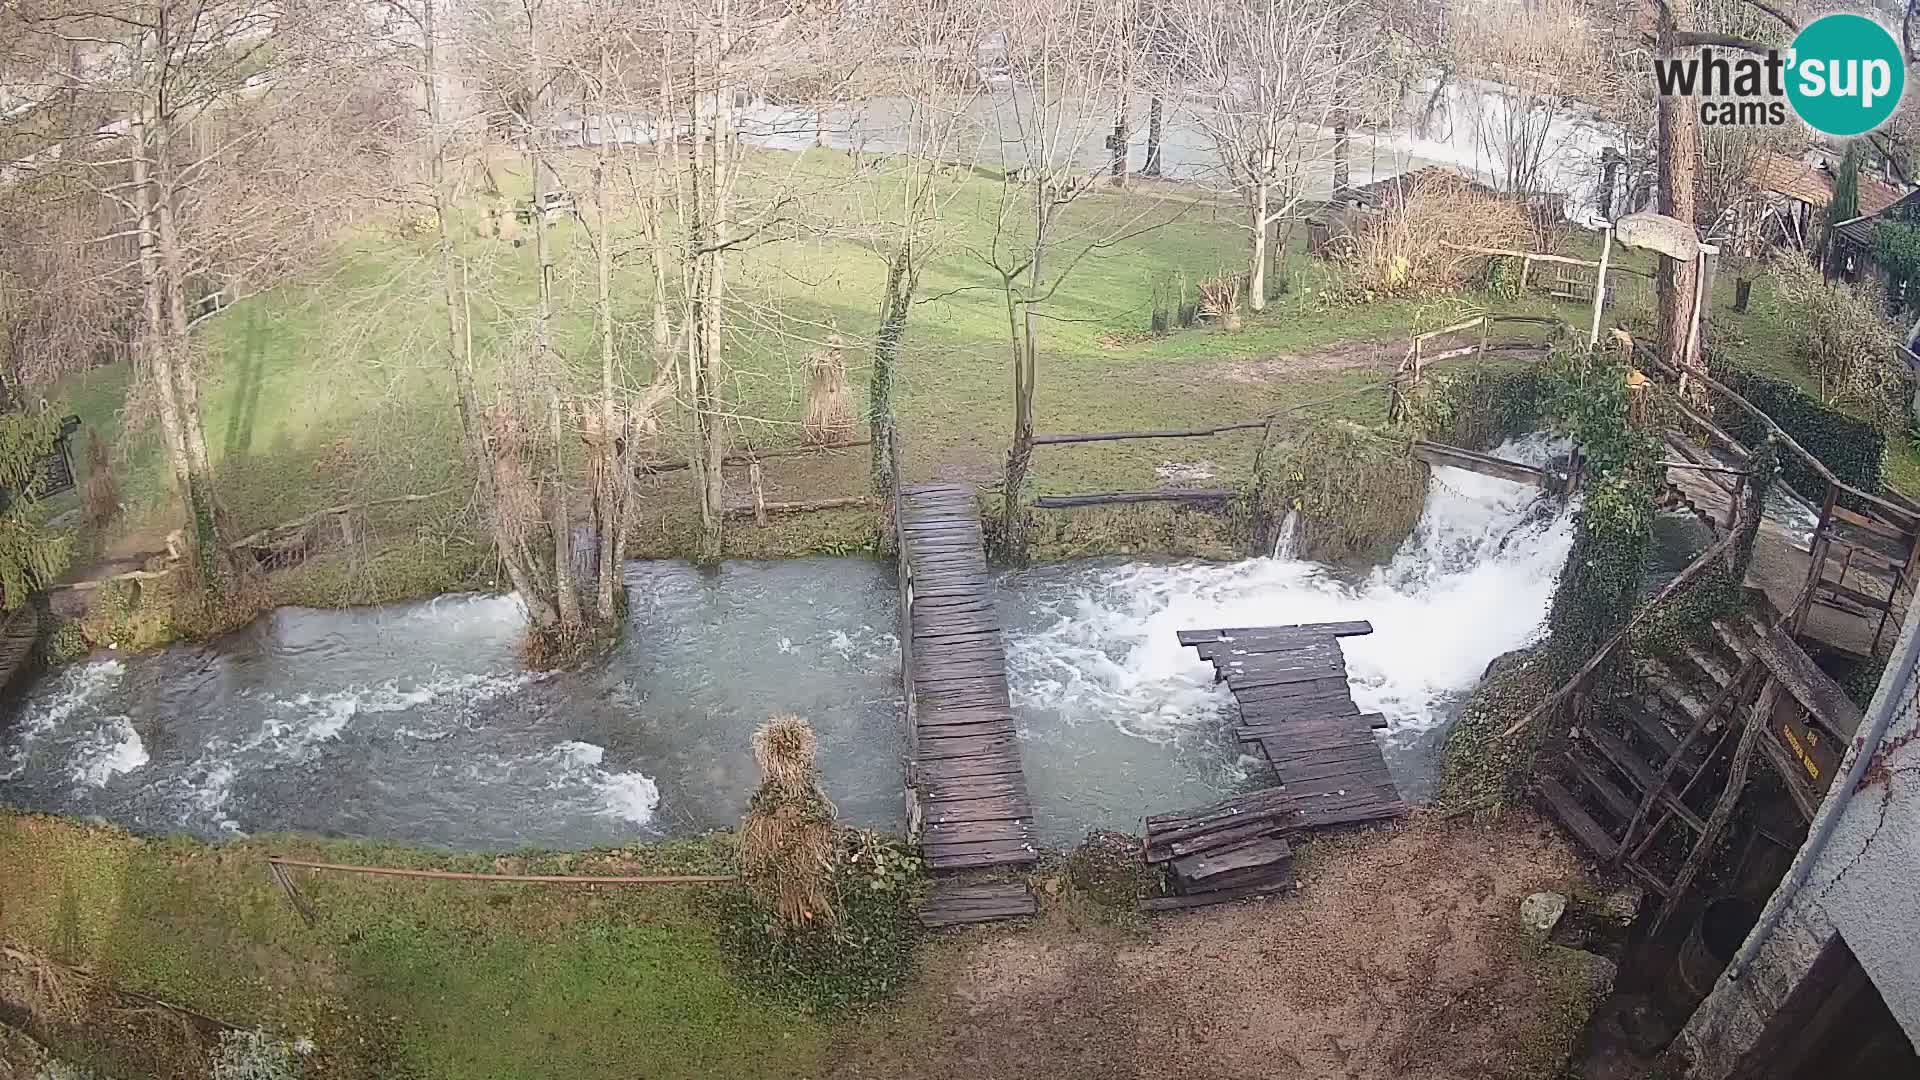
[
  {"x1": 1250, "y1": 419, "x2": 1428, "y2": 562},
  {"x1": 717, "y1": 830, "x2": 922, "y2": 1016},
  {"x1": 1767, "y1": 255, "x2": 1909, "y2": 432},
  {"x1": 1706, "y1": 351, "x2": 1886, "y2": 499},
  {"x1": 1331, "y1": 172, "x2": 1534, "y2": 302},
  {"x1": 1398, "y1": 359, "x2": 1551, "y2": 450}
]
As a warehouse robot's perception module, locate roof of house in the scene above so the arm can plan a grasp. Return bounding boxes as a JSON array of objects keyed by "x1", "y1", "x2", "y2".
[
  {"x1": 1753, "y1": 151, "x2": 1905, "y2": 215},
  {"x1": 1835, "y1": 188, "x2": 1920, "y2": 248},
  {"x1": 1339, "y1": 165, "x2": 1493, "y2": 209}
]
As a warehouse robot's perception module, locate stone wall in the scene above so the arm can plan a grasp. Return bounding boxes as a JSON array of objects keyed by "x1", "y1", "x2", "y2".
[{"x1": 1674, "y1": 604, "x2": 1920, "y2": 1076}]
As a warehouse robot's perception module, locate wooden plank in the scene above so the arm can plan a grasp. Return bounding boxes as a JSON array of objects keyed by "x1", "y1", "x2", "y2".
[
  {"x1": 1538, "y1": 775, "x2": 1619, "y2": 859},
  {"x1": 1137, "y1": 873, "x2": 1296, "y2": 912},
  {"x1": 924, "y1": 794, "x2": 1030, "y2": 823},
  {"x1": 1179, "y1": 621, "x2": 1374, "y2": 645},
  {"x1": 924, "y1": 817, "x2": 1032, "y2": 843},
  {"x1": 1171, "y1": 836, "x2": 1291, "y2": 881},
  {"x1": 1564, "y1": 748, "x2": 1638, "y2": 824},
  {"x1": 924, "y1": 847, "x2": 1039, "y2": 870}
]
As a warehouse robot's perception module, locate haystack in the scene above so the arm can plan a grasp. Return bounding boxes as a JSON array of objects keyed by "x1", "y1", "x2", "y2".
[
  {"x1": 741, "y1": 713, "x2": 840, "y2": 928},
  {"x1": 801, "y1": 334, "x2": 856, "y2": 446},
  {"x1": 1340, "y1": 172, "x2": 1534, "y2": 299}
]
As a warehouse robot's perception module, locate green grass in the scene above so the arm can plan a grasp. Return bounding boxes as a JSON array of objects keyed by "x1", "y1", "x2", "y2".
[
  {"x1": 0, "y1": 813, "x2": 823, "y2": 1080},
  {"x1": 56, "y1": 147, "x2": 1904, "y2": 613},
  {"x1": 49, "y1": 153, "x2": 1599, "y2": 581}
]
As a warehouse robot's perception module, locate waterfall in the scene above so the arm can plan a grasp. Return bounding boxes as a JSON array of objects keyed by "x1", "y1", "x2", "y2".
[
  {"x1": 1270, "y1": 509, "x2": 1302, "y2": 561},
  {"x1": 1004, "y1": 434, "x2": 1578, "y2": 746}
]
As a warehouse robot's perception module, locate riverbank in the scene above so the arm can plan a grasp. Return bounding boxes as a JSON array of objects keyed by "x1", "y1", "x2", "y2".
[
  {"x1": 0, "y1": 808, "x2": 1606, "y2": 1079},
  {"x1": 37, "y1": 148, "x2": 1890, "y2": 659}
]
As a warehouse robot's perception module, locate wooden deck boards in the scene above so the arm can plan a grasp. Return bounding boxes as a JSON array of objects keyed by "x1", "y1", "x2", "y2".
[
  {"x1": 1188, "y1": 622, "x2": 1408, "y2": 820},
  {"x1": 1139, "y1": 622, "x2": 1408, "y2": 912},
  {"x1": 900, "y1": 484, "x2": 1037, "y2": 875}
]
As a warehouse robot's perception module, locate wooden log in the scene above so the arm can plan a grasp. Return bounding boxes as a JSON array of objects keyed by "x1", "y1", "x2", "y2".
[
  {"x1": 723, "y1": 495, "x2": 878, "y2": 520},
  {"x1": 1031, "y1": 489, "x2": 1236, "y2": 509},
  {"x1": 635, "y1": 439, "x2": 871, "y2": 475},
  {"x1": 1030, "y1": 421, "x2": 1272, "y2": 445}
]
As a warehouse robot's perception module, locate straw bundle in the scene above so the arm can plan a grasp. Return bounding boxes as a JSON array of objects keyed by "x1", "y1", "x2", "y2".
[
  {"x1": 741, "y1": 713, "x2": 840, "y2": 928},
  {"x1": 801, "y1": 335, "x2": 856, "y2": 446}
]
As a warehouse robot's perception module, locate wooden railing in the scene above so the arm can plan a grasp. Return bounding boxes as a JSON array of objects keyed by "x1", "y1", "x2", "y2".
[
  {"x1": 1638, "y1": 346, "x2": 1920, "y2": 656},
  {"x1": 1499, "y1": 526, "x2": 1744, "y2": 740}
]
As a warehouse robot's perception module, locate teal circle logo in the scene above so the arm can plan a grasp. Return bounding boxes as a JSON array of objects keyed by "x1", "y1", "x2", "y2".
[{"x1": 1787, "y1": 14, "x2": 1905, "y2": 136}]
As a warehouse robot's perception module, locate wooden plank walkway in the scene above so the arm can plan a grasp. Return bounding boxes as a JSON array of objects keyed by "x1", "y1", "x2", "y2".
[
  {"x1": 898, "y1": 484, "x2": 1038, "y2": 877},
  {"x1": 1180, "y1": 622, "x2": 1407, "y2": 819}
]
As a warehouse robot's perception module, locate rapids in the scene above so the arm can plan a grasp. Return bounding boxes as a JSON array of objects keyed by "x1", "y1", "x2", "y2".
[{"x1": 2, "y1": 437, "x2": 1580, "y2": 849}]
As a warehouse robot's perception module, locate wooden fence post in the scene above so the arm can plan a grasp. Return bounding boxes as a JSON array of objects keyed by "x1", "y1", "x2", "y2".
[
  {"x1": 749, "y1": 462, "x2": 768, "y2": 526},
  {"x1": 1792, "y1": 484, "x2": 1839, "y2": 635}
]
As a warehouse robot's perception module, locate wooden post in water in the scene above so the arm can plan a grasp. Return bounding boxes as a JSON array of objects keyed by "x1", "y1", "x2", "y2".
[
  {"x1": 749, "y1": 462, "x2": 768, "y2": 526},
  {"x1": 1793, "y1": 484, "x2": 1839, "y2": 635}
]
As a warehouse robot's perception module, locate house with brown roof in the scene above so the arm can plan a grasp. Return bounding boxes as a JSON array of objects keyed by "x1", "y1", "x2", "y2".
[{"x1": 1749, "y1": 151, "x2": 1904, "y2": 249}]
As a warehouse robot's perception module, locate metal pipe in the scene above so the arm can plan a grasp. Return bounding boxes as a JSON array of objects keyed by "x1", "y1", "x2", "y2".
[{"x1": 1726, "y1": 600, "x2": 1920, "y2": 980}]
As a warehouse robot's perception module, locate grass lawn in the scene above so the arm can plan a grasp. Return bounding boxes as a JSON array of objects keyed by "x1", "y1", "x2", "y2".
[
  {"x1": 50, "y1": 152, "x2": 1272, "y2": 596},
  {"x1": 46, "y1": 147, "x2": 1907, "y2": 612},
  {"x1": 0, "y1": 812, "x2": 823, "y2": 1080}
]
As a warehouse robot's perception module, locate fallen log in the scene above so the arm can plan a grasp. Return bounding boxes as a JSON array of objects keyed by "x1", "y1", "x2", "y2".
[
  {"x1": 723, "y1": 495, "x2": 879, "y2": 520},
  {"x1": 1030, "y1": 421, "x2": 1271, "y2": 445},
  {"x1": 1031, "y1": 489, "x2": 1236, "y2": 509},
  {"x1": 227, "y1": 487, "x2": 455, "y2": 550},
  {"x1": 635, "y1": 439, "x2": 870, "y2": 475}
]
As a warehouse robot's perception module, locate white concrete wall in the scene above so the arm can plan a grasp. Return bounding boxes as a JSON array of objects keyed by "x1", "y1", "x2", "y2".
[{"x1": 1677, "y1": 603, "x2": 1920, "y2": 1076}]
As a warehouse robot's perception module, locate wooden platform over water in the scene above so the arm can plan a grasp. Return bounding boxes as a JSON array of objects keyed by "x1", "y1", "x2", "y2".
[
  {"x1": 1181, "y1": 621, "x2": 1405, "y2": 812},
  {"x1": 897, "y1": 484, "x2": 1037, "y2": 882},
  {"x1": 1142, "y1": 622, "x2": 1409, "y2": 910}
]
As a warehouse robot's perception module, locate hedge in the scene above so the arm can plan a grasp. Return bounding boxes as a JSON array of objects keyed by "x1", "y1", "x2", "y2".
[{"x1": 1705, "y1": 351, "x2": 1886, "y2": 500}]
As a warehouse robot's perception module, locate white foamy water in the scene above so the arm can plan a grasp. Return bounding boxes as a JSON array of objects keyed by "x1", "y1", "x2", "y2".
[
  {"x1": 1006, "y1": 435, "x2": 1577, "y2": 747},
  {"x1": 544, "y1": 740, "x2": 660, "y2": 826},
  {"x1": 67, "y1": 717, "x2": 148, "y2": 788},
  {"x1": 1, "y1": 659, "x2": 128, "y2": 782}
]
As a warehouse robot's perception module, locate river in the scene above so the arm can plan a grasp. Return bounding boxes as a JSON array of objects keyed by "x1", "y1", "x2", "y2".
[{"x1": 1, "y1": 437, "x2": 1580, "y2": 851}]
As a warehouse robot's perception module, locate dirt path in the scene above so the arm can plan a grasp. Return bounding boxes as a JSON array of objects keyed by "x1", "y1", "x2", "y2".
[{"x1": 835, "y1": 810, "x2": 1603, "y2": 1080}]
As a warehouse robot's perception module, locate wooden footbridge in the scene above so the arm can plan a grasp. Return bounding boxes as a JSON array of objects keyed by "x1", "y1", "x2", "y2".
[
  {"x1": 895, "y1": 483, "x2": 1039, "y2": 927},
  {"x1": 1139, "y1": 621, "x2": 1409, "y2": 911}
]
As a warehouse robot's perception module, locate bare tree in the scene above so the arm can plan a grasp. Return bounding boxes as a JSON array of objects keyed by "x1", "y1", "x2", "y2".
[
  {"x1": 5, "y1": 0, "x2": 399, "y2": 595},
  {"x1": 1159, "y1": 0, "x2": 1379, "y2": 311},
  {"x1": 846, "y1": 0, "x2": 987, "y2": 492},
  {"x1": 966, "y1": 0, "x2": 1176, "y2": 553}
]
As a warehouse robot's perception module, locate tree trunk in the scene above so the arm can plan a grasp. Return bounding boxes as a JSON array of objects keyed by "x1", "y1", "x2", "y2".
[
  {"x1": 1249, "y1": 187, "x2": 1269, "y2": 314},
  {"x1": 1002, "y1": 199, "x2": 1048, "y2": 555},
  {"x1": 129, "y1": 101, "x2": 192, "y2": 504},
  {"x1": 871, "y1": 248, "x2": 912, "y2": 494},
  {"x1": 145, "y1": 87, "x2": 239, "y2": 592},
  {"x1": 1332, "y1": 124, "x2": 1350, "y2": 194},
  {"x1": 1144, "y1": 96, "x2": 1163, "y2": 177},
  {"x1": 527, "y1": 20, "x2": 581, "y2": 636},
  {"x1": 652, "y1": 52, "x2": 675, "y2": 365},
  {"x1": 424, "y1": 0, "x2": 556, "y2": 628},
  {"x1": 1656, "y1": 0, "x2": 1701, "y2": 373},
  {"x1": 692, "y1": 28, "x2": 733, "y2": 562},
  {"x1": 1733, "y1": 277, "x2": 1752, "y2": 313},
  {"x1": 592, "y1": 50, "x2": 624, "y2": 625}
]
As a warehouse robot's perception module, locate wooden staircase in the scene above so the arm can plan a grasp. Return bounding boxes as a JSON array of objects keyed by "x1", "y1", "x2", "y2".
[{"x1": 1538, "y1": 610, "x2": 1771, "y2": 900}]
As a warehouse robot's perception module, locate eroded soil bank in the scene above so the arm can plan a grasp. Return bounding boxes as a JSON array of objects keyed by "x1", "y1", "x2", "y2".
[{"x1": 838, "y1": 809, "x2": 1602, "y2": 1080}]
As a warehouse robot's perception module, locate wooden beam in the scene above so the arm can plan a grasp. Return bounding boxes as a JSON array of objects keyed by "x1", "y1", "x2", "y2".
[
  {"x1": 635, "y1": 439, "x2": 871, "y2": 475},
  {"x1": 1031, "y1": 489, "x2": 1236, "y2": 509},
  {"x1": 1030, "y1": 421, "x2": 1271, "y2": 445},
  {"x1": 1411, "y1": 440, "x2": 1555, "y2": 487},
  {"x1": 1440, "y1": 241, "x2": 1655, "y2": 277}
]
